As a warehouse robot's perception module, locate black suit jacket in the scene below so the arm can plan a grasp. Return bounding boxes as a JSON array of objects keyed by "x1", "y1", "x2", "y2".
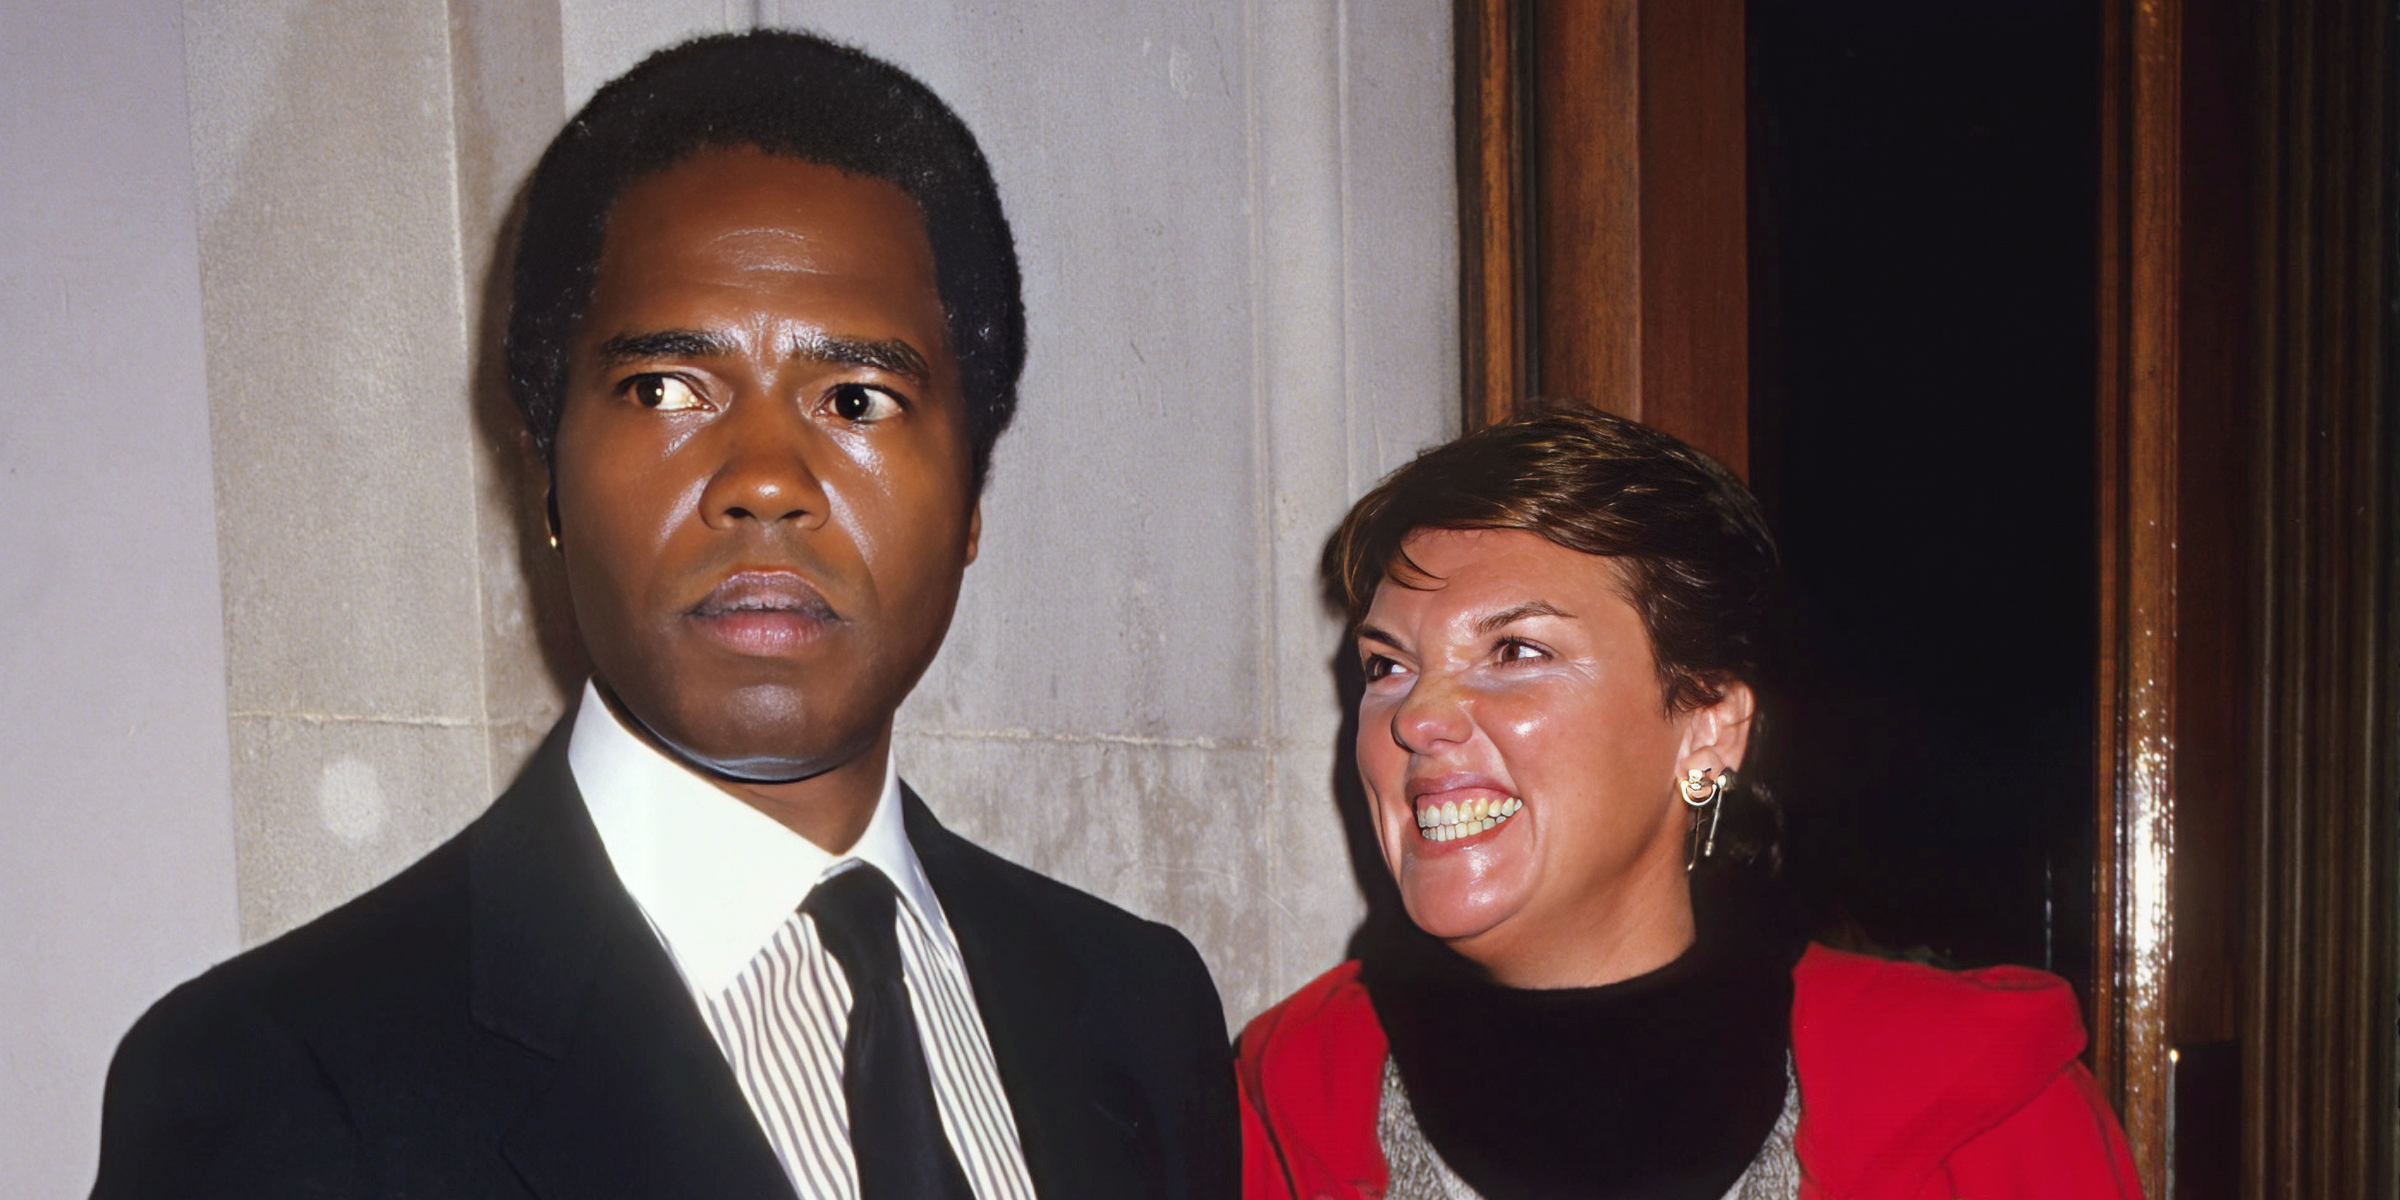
[{"x1": 91, "y1": 722, "x2": 1237, "y2": 1199}]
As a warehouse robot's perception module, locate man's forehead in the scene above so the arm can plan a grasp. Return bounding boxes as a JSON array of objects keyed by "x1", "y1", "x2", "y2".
[{"x1": 594, "y1": 149, "x2": 935, "y2": 276}]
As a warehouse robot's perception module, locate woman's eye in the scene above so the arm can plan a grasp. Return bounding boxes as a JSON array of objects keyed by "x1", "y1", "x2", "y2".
[
  {"x1": 630, "y1": 375, "x2": 703, "y2": 411},
  {"x1": 829, "y1": 383, "x2": 903, "y2": 423},
  {"x1": 1496, "y1": 638, "x2": 1545, "y2": 663}
]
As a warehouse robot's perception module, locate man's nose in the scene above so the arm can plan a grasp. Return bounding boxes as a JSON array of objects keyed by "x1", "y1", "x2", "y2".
[{"x1": 696, "y1": 397, "x2": 832, "y2": 530}]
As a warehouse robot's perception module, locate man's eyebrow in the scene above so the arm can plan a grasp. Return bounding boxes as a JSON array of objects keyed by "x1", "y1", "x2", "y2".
[
  {"x1": 1355, "y1": 623, "x2": 1403, "y2": 651},
  {"x1": 594, "y1": 329, "x2": 733, "y2": 366},
  {"x1": 589, "y1": 330, "x2": 932, "y2": 384},
  {"x1": 792, "y1": 333, "x2": 932, "y2": 383},
  {"x1": 1474, "y1": 600, "x2": 1572, "y2": 636}
]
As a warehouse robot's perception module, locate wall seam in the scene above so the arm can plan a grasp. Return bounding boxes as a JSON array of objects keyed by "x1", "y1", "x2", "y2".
[
  {"x1": 1240, "y1": 0, "x2": 1284, "y2": 1006},
  {"x1": 1336, "y1": 0, "x2": 1359, "y2": 502},
  {"x1": 169, "y1": 0, "x2": 249, "y2": 948},
  {"x1": 434, "y1": 0, "x2": 498, "y2": 804}
]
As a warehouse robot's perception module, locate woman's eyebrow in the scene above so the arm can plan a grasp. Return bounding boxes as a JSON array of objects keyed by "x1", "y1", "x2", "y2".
[{"x1": 1474, "y1": 600, "x2": 1572, "y2": 636}]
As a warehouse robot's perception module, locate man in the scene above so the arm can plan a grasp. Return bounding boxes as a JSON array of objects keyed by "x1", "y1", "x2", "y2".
[{"x1": 92, "y1": 30, "x2": 1236, "y2": 1200}]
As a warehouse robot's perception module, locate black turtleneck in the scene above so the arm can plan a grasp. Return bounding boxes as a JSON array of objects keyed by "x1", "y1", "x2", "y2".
[{"x1": 1361, "y1": 870, "x2": 1804, "y2": 1200}]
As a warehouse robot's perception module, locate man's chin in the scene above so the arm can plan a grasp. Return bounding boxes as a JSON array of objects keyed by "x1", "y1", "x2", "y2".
[
  {"x1": 597, "y1": 684, "x2": 858, "y2": 785},
  {"x1": 645, "y1": 719, "x2": 857, "y2": 785},
  {"x1": 676, "y1": 745, "x2": 831, "y2": 785}
]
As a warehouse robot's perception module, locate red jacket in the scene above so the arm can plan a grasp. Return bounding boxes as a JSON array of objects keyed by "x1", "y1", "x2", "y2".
[{"x1": 1237, "y1": 944, "x2": 2142, "y2": 1200}]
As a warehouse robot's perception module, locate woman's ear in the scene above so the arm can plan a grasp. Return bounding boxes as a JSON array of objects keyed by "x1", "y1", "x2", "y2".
[{"x1": 1675, "y1": 680, "x2": 1757, "y2": 776}]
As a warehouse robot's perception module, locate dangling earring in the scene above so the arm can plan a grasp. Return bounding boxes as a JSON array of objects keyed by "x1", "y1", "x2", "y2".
[
  {"x1": 1681, "y1": 767, "x2": 1731, "y2": 870},
  {"x1": 544, "y1": 489, "x2": 563, "y2": 554}
]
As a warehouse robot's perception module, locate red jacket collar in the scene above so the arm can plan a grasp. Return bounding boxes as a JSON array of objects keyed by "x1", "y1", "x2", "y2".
[
  {"x1": 1238, "y1": 945, "x2": 2092, "y2": 1199},
  {"x1": 1788, "y1": 944, "x2": 2087, "y2": 1195}
]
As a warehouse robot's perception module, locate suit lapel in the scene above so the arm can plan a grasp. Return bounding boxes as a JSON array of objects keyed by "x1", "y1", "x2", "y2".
[
  {"x1": 468, "y1": 723, "x2": 794, "y2": 1200},
  {"x1": 459, "y1": 737, "x2": 1160, "y2": 1200},
  {"x1": 905, "y1": 789, "x2": 1159, "y2": 1200}
]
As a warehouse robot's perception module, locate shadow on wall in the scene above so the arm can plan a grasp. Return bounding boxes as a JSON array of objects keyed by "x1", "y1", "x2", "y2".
[
  {"x1": 471, "y1": 178, "x2": 589, "y2": 704},
  {"x1": 1317, "y1": 529, "x2": 1437, "y2": 974},
  {"x1": 1330, "y1": 643, "x2": 1406, "y2": 965}
]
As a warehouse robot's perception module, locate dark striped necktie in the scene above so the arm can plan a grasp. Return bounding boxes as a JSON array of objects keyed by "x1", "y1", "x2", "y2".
[{"x1": 803, "y1": 865, "x2": 975, "y2": 1200}]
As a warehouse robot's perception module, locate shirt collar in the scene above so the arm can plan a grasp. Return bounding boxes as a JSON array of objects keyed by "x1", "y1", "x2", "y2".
[{"x1": 565, "y1": 679, "x2": 951, "y2": 997}]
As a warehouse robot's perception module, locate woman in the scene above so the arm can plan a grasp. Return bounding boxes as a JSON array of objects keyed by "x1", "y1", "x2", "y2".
[{"x1": 1238, "y1": 407, "x2": 2139, "y2": 1200}]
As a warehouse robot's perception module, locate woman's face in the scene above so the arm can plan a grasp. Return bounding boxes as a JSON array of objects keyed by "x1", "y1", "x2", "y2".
[{"x1": 1355, "y1": 528, "x2": 1752, "y2": 988}]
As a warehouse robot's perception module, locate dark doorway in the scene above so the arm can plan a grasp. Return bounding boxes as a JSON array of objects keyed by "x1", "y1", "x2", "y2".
[{"x1": 1745, "y1": 1, "x2": 2101, "y2": 987}]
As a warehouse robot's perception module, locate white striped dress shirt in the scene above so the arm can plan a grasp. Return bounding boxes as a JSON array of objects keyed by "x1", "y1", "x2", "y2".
[{"x1": 568, "y1": 682, "x2": 1038, "y2": 1200}]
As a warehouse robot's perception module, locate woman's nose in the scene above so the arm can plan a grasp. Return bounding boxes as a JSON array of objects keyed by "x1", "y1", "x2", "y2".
[
  {"x1": 1391, "y1": 672, "x2": 1474, "y2": 753},
  {"x1": 696, "y1": 401, "x2": 832, "y2": 530}
]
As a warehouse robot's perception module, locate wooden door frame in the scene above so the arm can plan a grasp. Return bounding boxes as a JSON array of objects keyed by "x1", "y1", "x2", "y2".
[
  {"x1": 1463, "y1": 1, "x2": 2398, "y2": 1192},
  {"x1": 2089, "y1": 0, "x2": 2188, "y2": 1179},
  {"x1": 1456, "y1": 0, "x2": 1749, "y2": 478},
  {"x1": 2096, "y1": 0, "x2": 2396, "y2": 1193}
]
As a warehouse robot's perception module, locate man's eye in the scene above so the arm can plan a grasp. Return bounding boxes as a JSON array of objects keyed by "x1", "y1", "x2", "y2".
[
  {"x1": 630, "y1": 375, "x2": 704, "y2": 411},
  {"x1": 1362, "y1": 654, "x2": 1404, "y2": 682},
  {"x1": 829, "y1": 383, "x2": 903, "y2": 423}
]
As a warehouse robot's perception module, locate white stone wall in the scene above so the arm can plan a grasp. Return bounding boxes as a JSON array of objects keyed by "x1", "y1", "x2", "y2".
[
  {"x1": 0, "y1": 3, "x2": 239, "y2": 1197},
  {"x1": 1, "y1": 0, "x2": 1454, "y2": 1188}
]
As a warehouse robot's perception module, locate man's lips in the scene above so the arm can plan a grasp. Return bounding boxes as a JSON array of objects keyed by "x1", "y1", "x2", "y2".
[{"x1": 686, "y1": 570, "x2": 839, "y2": 655}]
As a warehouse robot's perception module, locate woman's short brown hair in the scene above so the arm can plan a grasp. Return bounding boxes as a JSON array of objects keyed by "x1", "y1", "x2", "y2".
[{"x1": 1330, "y1": 404, "x2": 1777, "y2": 714}]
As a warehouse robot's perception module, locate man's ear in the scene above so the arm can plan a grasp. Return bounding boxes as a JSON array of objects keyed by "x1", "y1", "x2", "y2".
[
  {"x1": 1674, "y1": 680, "x2": 1757, "y2": 777},
  {"x1": 964, "y1": 501, "x2": 982, "y2": 566}
]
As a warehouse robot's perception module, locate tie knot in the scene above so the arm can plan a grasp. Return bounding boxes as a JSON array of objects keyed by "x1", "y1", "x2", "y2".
[{"x1": 803, "y1": 864, "x2": 902, "y2": 988}]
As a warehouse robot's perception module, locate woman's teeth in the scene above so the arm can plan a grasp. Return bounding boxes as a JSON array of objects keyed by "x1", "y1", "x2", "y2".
[{"x1": 1414, "y1": 796, "x2": 1521, "y2": 841}]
